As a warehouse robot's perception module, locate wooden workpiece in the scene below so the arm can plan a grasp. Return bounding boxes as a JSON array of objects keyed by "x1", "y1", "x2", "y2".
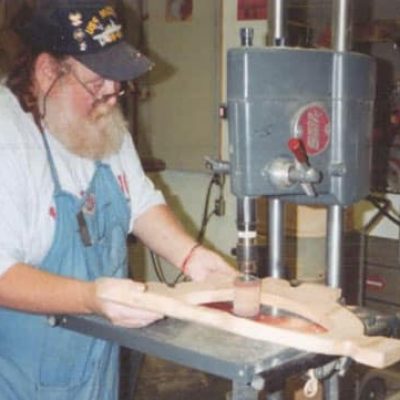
[{"x1": 99, "y1": 277, "x2": 400, "y2": 369}]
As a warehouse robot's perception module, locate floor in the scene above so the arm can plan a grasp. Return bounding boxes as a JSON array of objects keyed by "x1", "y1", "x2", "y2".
[{"x1": 133, "y1": 356, "x2": 231, "y2": 400}]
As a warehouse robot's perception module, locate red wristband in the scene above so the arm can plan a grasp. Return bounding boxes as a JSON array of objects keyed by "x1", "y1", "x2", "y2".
[{"x1": 181, "y1": 243, "x2": 201, "y2": 274}]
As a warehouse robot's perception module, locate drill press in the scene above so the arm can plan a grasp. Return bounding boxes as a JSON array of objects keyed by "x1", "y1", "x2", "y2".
[{"x1": 227, "y1": 0, "x2": 376, "y2": 291}]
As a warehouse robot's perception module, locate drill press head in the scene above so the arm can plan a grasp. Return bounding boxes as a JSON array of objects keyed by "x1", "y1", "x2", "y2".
[{"x1": 227, "y1": 47, "x2": 376, "y2": 207}]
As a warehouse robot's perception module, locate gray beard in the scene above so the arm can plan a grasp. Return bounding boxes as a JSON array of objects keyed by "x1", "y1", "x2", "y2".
[{"x1": 43, "y1": 96, "x2": 128, "y2": 160}]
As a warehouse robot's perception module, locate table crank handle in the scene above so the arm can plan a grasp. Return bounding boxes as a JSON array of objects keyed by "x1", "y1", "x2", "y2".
[{"x1": 303, "y1": 368, "x2": 319, "y2": 398}]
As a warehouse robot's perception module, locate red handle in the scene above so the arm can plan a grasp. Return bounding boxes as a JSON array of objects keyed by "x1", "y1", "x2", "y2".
[{"x1": 288, "y1": 138, "x2": 308, "y2": 164}]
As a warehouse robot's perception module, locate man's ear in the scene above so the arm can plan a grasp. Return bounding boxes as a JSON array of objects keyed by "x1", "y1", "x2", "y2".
[{"x1": 33, "y1": 53, "x2": 64, "y2": 94}]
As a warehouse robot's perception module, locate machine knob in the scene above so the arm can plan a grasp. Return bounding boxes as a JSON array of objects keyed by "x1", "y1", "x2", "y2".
[
  {"x1": 288, "y1": 137, "x2": 308, "y2": 164},
  {"x1": 287, "y1": 138, "x2": 321, "y2": 197}
]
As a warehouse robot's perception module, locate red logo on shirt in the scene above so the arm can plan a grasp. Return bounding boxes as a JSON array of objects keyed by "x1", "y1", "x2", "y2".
[
  {"x1": 118, "y1": 173, "x2": 129, "y2": 196},
  {"x1": 49, "y1": 206, "x2": 57, "y2": 219}
]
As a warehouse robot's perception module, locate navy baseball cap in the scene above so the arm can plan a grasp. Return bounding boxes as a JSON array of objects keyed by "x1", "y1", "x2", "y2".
[{"x1": 18, "y1": 0, "x2": 153, "y2": 81}]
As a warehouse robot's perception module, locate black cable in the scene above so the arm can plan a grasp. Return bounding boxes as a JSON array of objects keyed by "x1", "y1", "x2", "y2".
[
  {"x1": 150, "y1": 251, "x2": 185, "y2": 288},
  {"x1": 150, "y1": 173, "x2": 223, "y2": 287},
  {"x1": 197, "y1": 175, "x2": 218, "y2": 241},
  {"x1": 150, "y1": 251, "x2": 167, "y2": 283},
  {"x1": 366, "y1": 194, "x2": 400, "y2": 227}
]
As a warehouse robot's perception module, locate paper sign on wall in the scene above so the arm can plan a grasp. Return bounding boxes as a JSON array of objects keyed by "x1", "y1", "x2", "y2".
[
  {"x1": 237, "y1": 0, "x2": 268, "y2": 21},
  {"x1": 166, "y1": 0, "x2": 193, "y2": 22}
]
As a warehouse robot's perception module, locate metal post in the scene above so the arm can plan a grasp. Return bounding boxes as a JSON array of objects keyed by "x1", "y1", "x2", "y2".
[
  {"x1": 325, "y1": 2, "x2": 353, "y2": 399},
  {"x1": 267, "y1": 0, "x2": 286, "y2": 46},
  {"x1": 326, "y1": 205, "x2": 344, "y2": 288},
  {"x1": 266, "y1": 391, "x2": 285, "y2": 400},
  {"x1": 231, "y1": 381, "x2": 259, "y2": 400},
  {"x1": 332, "y1": 0, "x2": 352, "y2": 52},
  {"x1": 324, "y1": 374, "x2": 340, "y2": 400},
  {"x1": 266, "y1": 0, "x2": 287, "y2": 283},
  {"x1": 265, "y1": 3, "x2": 286, "y2": 399},
  {"x1": 326, "y1": 0, "x2": 353, "y2": 289},
  {"x1": 268, "y1": 198, "x2": 286, "y2": 279}
]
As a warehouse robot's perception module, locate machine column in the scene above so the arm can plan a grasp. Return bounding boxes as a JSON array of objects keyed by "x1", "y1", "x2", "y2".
[
  {"x1": 266, "y1": 0, "x2": 287, "y2": 282},
  {"x1": 265, "y1": 3, "x2": 289, "y2": 400},
  {"x1": 267, "y1": 0, "x2": 286, "y2": 47},
  {"x1": 268, "y1": 198, "x2": 286, "y2": 278},
  {"x1": 265, "y1": 1, "x2": 287, "y2": 398},
  {"x1": 332, "y1": 0, "x2": 352, "y2": 52},
  {"x1": 325, "y1": 1, "x2": 352, "y2": 399},
  {"x1": 326, "y1": 205, "x2": 344, "y2": 288},
  {"x1": 326, "y1": 0, "x2": 352, "y2": 288}
]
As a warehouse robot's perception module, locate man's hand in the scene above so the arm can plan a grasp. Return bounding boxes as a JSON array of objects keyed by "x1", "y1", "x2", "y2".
[
  {"x1": 183, "y1": 245, "x2": 238, "y2": 282},
  {"x1": 91, "y1": 278, "x2": 164, "y2": 328}
]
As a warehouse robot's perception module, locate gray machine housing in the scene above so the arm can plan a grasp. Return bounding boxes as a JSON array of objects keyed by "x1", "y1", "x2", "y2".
[{"x1": 227, "y1": 47, "x2": 376, "y2": 206}]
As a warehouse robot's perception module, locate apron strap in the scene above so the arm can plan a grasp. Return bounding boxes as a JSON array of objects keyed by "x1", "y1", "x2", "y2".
[{"x1": 41, "y1": 133, "x2": 62, "y2": 193}]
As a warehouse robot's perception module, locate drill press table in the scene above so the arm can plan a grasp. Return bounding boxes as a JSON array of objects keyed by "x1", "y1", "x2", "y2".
[{"x1": 60, "y1": 314, "x2": 335, "y2": 399}]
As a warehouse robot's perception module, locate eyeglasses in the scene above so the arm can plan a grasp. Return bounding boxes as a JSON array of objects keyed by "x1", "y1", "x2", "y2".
[{"x1": 61, "y1": 64, "x2": 125, "y2": 103}]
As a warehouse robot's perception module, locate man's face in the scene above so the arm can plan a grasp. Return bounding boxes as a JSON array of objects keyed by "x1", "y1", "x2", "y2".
[{"x1": 42, "y1": 57, "x2": 127, "y2": 160}]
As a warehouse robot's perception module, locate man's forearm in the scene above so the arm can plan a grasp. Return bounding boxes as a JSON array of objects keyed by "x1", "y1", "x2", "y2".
[
  {"x1": 132, "y1": 204, "x2": 197, "y2": 270},
  {"x1": 0, "y1": 263, "x2": 95, "y2": 314},
  {"x1": 0, "y1": 263, "x2": 164, "y2": 328}
]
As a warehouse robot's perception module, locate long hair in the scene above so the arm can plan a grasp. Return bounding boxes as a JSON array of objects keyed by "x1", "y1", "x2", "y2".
[
  {"x1": 5, "y1": 2, "x2": 38, "y2": 114},
  {"x1": 6, "y1": 48, "x2": 66, "y2": 131},
  {"x1": 5, "y1": 2, "x2": 65, "y2": 131},
  {"x1": 6, "y1": 47, "x2": 41, "y2": 114}
]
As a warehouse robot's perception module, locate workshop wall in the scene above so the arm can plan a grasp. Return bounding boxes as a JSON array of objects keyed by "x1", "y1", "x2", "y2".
[
  {"x1": 139, "y1": 0, "x2": 221, "y2": 172},
  {"x1": 0, "y1": 0, "x2": 26, "y2": 76}
]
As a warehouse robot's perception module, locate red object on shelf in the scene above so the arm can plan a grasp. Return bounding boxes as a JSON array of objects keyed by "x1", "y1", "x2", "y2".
[{"x1": 237, "y1": 0, "x2": 268, "y2": 21}]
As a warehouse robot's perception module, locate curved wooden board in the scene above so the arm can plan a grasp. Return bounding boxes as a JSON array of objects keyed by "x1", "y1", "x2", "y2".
[{"x1": 98, "y1": 277, "x2": 400, "y2": 369}]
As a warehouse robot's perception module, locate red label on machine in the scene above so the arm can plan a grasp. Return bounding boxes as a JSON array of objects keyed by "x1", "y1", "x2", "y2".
[
  {"x1": 294, "y1": 104, "x2": 330, "y2": 156},
  {"x1": 366, "y1": 275, "x2": 386, "y2": 291}
]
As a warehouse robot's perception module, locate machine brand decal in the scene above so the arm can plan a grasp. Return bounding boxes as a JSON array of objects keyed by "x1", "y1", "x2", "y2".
[
  {"x1": 294, "y1": 104, "x2": 330, "y2": 156},
  {"x1": 366, "y1": 275, "x2": 386, "y2": 291}
]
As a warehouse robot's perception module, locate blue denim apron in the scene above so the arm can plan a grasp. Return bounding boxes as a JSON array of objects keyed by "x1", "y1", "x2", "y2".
[{"x1": 0, "y1": 133, "x2": 130, "y2": 399}]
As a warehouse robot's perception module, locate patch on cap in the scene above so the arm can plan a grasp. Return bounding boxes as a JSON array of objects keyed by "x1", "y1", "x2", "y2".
[
  {"x1": 80, "y1": 6, "x2": 123, "y2": 50},
  {"x1": 51, "y1": 4, "x2": 125, "y2": 55}
]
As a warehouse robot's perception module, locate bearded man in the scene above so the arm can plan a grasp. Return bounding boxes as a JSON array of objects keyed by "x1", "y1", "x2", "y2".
[{"x1": 0, "y1": 1, "x2": 235, "y2": 399}]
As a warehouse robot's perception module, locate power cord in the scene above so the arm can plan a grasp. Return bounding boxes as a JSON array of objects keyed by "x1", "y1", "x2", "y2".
[
  {"x1": 366, "y1": 194, "x2": 400, "y2": 227},
  {"x1": 150, "y1": 172, "x2": 226, "y2": 287},
  {"x1": 197, "y1": 172, "x2": 225, "y2": 243},
  {"x1": 150, "y1": 250, "x2": 185, "y2": 288}
]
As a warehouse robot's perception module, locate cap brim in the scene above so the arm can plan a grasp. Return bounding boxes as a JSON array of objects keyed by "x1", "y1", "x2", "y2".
[{"x1": 73, "y1": 41, "x2": 153, "y2": 81}]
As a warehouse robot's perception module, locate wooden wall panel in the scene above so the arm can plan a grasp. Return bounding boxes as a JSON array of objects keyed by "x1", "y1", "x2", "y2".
[{"x1": 141, "y1": 0, "x2": 221, "y2": 171}]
